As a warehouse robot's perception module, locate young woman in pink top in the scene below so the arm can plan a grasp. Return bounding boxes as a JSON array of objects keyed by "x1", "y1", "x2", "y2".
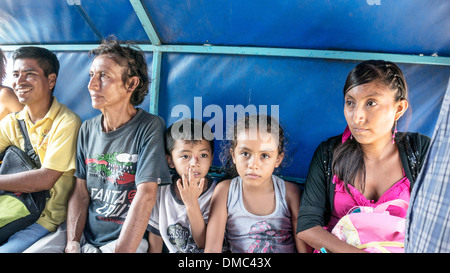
[{"x1": 296, "y1": 60, "x2": 431, "y2": 253}]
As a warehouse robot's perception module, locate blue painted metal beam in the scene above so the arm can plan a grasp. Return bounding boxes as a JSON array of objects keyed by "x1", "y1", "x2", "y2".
[
  {"x1": 128, "y1": 0, "x2": 162, "y2": 113},
  {"x1": 70, "y1": 2, "x2": 103, "y2": 41},
  {"x1": 149, "y1": 50, "x2": 162, "y2": 115},
  {"x1": 2, "y1": 44, "x2": 449, "y2": 66},
  {"x1": 129, "y1": 0, "x2": 161, "y2": 45},
  {"x1": 0, "y1": 44, "x2": 98, "y2": 51},
  {"x1": 154, "y1": 45, "x2": 450, "y2": 66},
  {"x1": 1, "y1": 44, "x2": 449, "y2": 66}
]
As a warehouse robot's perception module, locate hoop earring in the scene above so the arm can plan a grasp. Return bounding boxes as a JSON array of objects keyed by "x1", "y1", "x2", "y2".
[{"x1": 392, "y1": 120, "x2": 398, "y2": 144}]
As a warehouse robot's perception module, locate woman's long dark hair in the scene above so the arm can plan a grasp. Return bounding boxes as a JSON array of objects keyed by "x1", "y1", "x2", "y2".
[{"x1": 332, "y1": 60, "x2": 409, "y2": 194}]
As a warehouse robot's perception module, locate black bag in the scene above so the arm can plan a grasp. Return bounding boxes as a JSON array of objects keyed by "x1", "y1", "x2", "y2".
[{"x1": 0, "y1": 119, "x2": 48, "y2": 244}]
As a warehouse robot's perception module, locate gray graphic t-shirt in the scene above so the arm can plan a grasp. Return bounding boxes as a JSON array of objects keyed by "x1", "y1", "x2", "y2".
[{"x1": 75, "y1": 108, "x2": 171, "y2": 247}]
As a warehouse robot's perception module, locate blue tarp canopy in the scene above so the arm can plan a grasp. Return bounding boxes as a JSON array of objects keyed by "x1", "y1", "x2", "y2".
[{"x1": 1, "y1": 0, "x2": 449, "y2": 182}]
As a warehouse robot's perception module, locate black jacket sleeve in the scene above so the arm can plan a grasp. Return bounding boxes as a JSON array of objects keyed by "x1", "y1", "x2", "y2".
[{"x1": 296, "y1": 139, "x2": 332, "y2": 233}]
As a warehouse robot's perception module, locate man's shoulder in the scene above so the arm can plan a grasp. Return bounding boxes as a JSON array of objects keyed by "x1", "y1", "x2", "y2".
[{"x1": 56, "y1": 102, "x2": 81, "y2": 125}]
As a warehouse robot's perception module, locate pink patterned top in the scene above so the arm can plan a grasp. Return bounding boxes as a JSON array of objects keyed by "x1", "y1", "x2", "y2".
[{"x1": 326, "y1": 174, "x2": 410, "y2": 231}]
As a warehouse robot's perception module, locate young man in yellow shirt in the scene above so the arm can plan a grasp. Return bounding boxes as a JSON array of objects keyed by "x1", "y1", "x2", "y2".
[{"x1": 0, "y1": 46, "x2": 81, "y2": 252}]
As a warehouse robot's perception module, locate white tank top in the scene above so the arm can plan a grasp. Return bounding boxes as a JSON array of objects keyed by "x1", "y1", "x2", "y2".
[{"x1": 225, "y1": 175, "x2": 296, "y2": 253}]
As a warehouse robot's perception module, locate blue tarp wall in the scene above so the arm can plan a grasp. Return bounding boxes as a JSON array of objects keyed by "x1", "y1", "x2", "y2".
[{"x1": 1, "y1": 0, "x2": 449, "y2": 182}]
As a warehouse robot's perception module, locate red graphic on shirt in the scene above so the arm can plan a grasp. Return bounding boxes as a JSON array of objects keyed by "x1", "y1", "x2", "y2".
[
  {"x1": 86, "y1": 158, "x2": 108, "y2": 166},
  {"x1": 105, "y1": 171, "x2": 135, "y2": 185},
  {"x1": 86, "y1": 152, "x2": 136, "y2": 185}
]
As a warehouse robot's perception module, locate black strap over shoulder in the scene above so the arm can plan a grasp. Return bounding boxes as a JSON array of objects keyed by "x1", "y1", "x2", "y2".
[{"x1": 17, "y1": 119, "x2": 41, "y2": 169}]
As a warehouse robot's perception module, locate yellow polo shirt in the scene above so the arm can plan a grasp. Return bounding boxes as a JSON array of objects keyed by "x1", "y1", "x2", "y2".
[{"x1": 0, "y1": 97, "x2": 81, "y2": 232}]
